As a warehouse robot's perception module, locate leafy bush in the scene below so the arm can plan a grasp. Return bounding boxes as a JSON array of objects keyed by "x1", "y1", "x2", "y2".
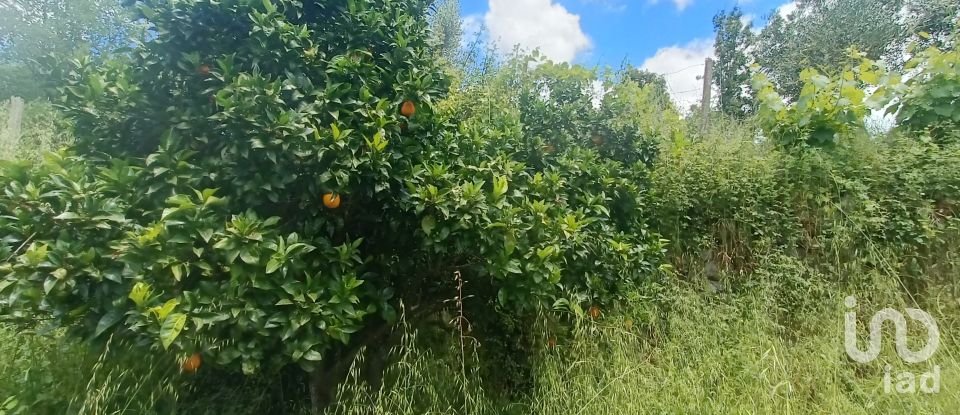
[
  {"x1": 753, "y1": 55, "x2": 889, "y2": 149},
  {"x1": 894, "y1": 35, "x2": 960, "y2": 142},
  {"x1": 0, "y1": 0, "x2": 664, "y2": 406}
]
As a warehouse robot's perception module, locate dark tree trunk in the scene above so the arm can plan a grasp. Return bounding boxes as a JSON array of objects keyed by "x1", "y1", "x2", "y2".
[{"x1": 309, "y1": 368, "x2": 333, "y2": 415}]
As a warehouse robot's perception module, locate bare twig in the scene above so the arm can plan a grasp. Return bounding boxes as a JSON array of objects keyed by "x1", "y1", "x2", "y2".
[{"x1": 3, "y1": 232, "x2": 37, "y2": 263}]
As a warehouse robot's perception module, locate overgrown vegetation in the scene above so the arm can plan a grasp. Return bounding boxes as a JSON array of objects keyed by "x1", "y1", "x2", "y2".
[{"x1": 1, "y1": 0, "x2": 959, "y2": 414}]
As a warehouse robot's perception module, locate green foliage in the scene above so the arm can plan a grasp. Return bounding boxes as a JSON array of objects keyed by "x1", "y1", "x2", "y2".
[
  {"x1": 754, "y1": 56, "x2": 889, "y2": 149},
  {"x1": 712, "y1": 7, "x2": 755, "y2": 118},
  {"x1": 427, "y1": 0, "x2": 462, "y2": 63},
  {"x1": 755, "y1": 0, "x2": 919, "y2": 100},
  {"x1": 0, "y1": 100, "x2": 72, "y2": 161},
  {"x1": 623, "y1": 67, "x2": 669, "y2": 99},
  {"x1": 1, "y1": 1, "x2": 960, "y2": 412},
  {"x1": 0, "y1": 0, "x2": 665, "y2": 391},
  {"x1": 894, "y1": 38, "x2": 960, "y2": 141},
  {"x1": 650, "y1": 135, "x2": 792, "y2": 268},
  {"x1": 0, "y1": 326, "x2": 181, "y2": 414},
  {"x1": 0, "y1": 0, "x2": 138, "y2": 100},
  {"x1": 0, "y1": 66, "x2": 44, "y2": 102}
]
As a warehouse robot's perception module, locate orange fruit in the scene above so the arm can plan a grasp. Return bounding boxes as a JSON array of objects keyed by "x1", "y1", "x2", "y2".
[
  {"x1": 591, "y1": 134, "x2": 604, "y2": 145},
  {"x1": 197, "y1": 64, "x2": 211, "y2": 76},
  {"x1": 588, "y1": 305, "x2": 601, "y2": 320},
  {"x1": 400, "y1": 100, "x2": 416, "y2": 117},
  {"x1": 322, "y1": 193, "x2": 341, "y2": 209},
  {"x1": 547, "y1": 336, "x2": 557, "y2": 349},
  {"x1": 181, "y1": 353, "x2": 202, "y2": 373}
]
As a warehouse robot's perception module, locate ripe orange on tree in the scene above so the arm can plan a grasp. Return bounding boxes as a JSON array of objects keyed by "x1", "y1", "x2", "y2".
[
  {"x1": 323, "y1": 193, "x2": 341, "y2": 209},
  {"x1": 400, "y1": 100, "x2": 416, "y2": 117},
  {"x1": 588, "y1": 305, "x2": 601, "y2": 319},
  {"x1": 197, "y1": 64, "x2": 211, "y2": 76},
  {"x1": 182, "y1": 353, "x2": 202, "y2": 373}
]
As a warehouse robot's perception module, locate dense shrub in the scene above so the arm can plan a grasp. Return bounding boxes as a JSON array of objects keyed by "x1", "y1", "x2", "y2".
[{"x1": 0, "y1": 0, "x2": 664, "y2": 406}]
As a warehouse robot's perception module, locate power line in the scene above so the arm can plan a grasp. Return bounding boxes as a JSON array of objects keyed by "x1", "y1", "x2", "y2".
[{"x1": 661, "y1": 63, "x2": 706, "y2": 77}]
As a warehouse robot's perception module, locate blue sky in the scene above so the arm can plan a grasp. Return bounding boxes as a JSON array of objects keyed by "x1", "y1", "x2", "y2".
[{"x1": 460, "y1": 0, "x2": 798, "y2": 106}]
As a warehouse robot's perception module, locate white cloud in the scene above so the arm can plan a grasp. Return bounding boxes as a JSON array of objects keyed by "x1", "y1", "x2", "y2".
[
  {"x1": 673, "y1": 0, "x2": 693, "y2": 10},
  {"x1": 484, "y1": 0, "x2": 592, "y2": 63},
  {"x1": 647, "y1": 0, "x2": 694, "y2": 12},
  {"x1": 641, "y1": 38, "x2": 715, "y2": 110},
  {"x1": 777, "y1": 1, "x2": 798, "y2": 20}
]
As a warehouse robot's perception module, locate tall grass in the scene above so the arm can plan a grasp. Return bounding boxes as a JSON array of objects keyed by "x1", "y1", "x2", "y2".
[
  {"x1": 1, "y1": 251, "x2": 957, "y2": 414},
  {"x1": 312, "y1": 279, "x2": 960, "y2": 414},
  {"x1": 0, "y1": 99, "x2": 71, "y2": 161},
  {"x1": 0, "y1": 327, "x2": 180, "y2": 414}
]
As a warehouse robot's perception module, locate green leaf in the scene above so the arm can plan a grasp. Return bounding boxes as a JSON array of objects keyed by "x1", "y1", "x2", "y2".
[
  {"x1": 198, "y1": 228, "x2": 214, "y2": 242},
  {"x1": 537, "y1": 245, "x2": 556, "y2": 260},
  {"x1": 43, "y1": 277, "x2": 57, "y2": 294},
  {"x1": 129, "y1": 282, "x2": 152, "y2": 308},
  {"x1": 0, "y1": 280, "x2": 13, "y2": 294},
  {"x1": 492, "y1": 175, "x2": 509, "y2": 199},
  {"x1": 94, "y1": 310, "x2": 124, "y2": 338},
  {"x1": 53, "y1": 212, "x2": 79, "y2": 220},
  {"x1": 160, "y1": 313, "x2": 187, "y2": 350},
  {"x1": 303, "y1": 350, "x2": 323, "y2": 361},
  {"x1": 151, "y1": 298, "x2": 180, "y2": 321},
  {"x1": 421, "y1": 215, "x2": 436, "y2": 236},
  {"x1": 266, "y1": 258, "x2": 282, "y2": 274},
  {"x1": 240, "y1": 250, "x2": 259, "y2": 265},
  {"x1": 331, "y1": 123, "x2": 341, "y2": 140}
]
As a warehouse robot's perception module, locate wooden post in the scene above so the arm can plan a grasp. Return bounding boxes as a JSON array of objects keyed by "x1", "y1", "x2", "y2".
[
  {"x1": 1, "y1": 97, "x2": 25, "y2": 159},
  {"x1": 700, "y1": 58, "x2": 714, "y2": 132}
]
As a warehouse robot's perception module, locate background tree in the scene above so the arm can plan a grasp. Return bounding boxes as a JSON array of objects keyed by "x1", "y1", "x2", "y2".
[
  {"x1": 904, "y1": 0, "x2": 959, "y2": 50},
  {"x1": 427, "y1": 0, "x2": 462, "y2": 64},
  {"x1": 625, "y1": 67, "x2": 669, "y2": 98},
  {"x1": 754, "y1": 0, "x2": 955, "y2": 100},
  {"x1": 712, "y1": 7, "x2": 755, "y2": 118},
  {"x1": 0, "y1": 0, "x2": 136, "y2": 100}
]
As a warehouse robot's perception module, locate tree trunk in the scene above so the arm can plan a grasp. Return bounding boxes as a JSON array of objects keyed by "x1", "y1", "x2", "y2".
[{"x1": 309, "y1": 369, "x2": 329, "y2": 415}]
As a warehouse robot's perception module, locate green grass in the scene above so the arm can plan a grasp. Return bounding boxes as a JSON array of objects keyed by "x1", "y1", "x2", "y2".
[
  {"x1": 323, "y1": 247, "x2": 960, "y2": 414},
  {"x1": 0, "y1": 99, "x2": 71, "y2": 161},
  {"x1": 1, "y1": 260, "x2": 958, "y2": 414},
  {"x1": 527, "y1": 288, "x2": 960, "y2": 414}
]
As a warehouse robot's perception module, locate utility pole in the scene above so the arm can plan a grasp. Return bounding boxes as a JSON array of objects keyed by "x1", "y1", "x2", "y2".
[
  {"x1": 0, "y1": 97, "x2": 24, "y2": 160},
  {"x1": 700, "y1": 58, "x2": 714, "y2": 132}
]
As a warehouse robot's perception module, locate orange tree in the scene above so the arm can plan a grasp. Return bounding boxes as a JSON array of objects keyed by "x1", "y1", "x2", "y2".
[{"x1": 0, "y1": 0, "x2": 664, "y2": 407}]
